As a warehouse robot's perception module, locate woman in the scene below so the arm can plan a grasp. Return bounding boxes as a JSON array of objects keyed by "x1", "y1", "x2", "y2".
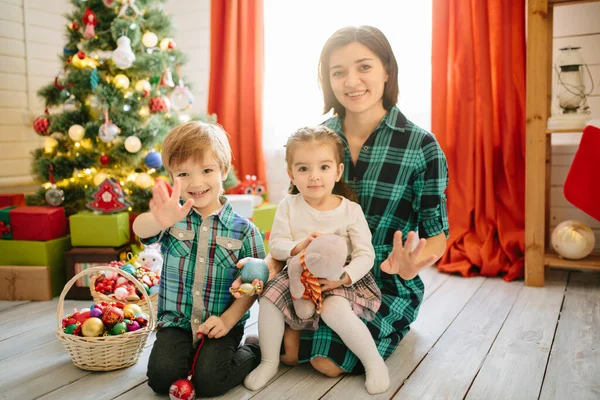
[{"x1": 235, "y1": 25, "x2": 449, "y2": 380}]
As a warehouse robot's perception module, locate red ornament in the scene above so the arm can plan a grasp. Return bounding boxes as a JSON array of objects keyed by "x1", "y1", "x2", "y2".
[
  {"x1": 33, "y1": 116, "x2": 50, "y2": 135},
  {"x1": 169, "y1": 378, "x2": 195, "y2": 400},
  {"x1": 168, "y1": 41, "x2": 176, "y2": 49},
  {"x1": 148, "y1": 96, "x2": 170, "y2": 113},
  {"x1": 87, "y1": 177, "x2": 132, "y2": 213},
  {"x1": 70, "y1": 21, "x2": 80, "y2": 30},
  {"x1": 77, "y1": 51, "x2": 86, "y2": 60},
  {"x1": 100, "y1": 155, "x2": 110, "y2": 165}
]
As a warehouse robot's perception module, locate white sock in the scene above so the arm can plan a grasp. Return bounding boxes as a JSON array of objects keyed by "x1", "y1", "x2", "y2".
[
  {"x1": 320, "y1": 296, "x2": 390, "y2": 395},
  {"x1": 244, "y1": 298, "x2": 284, "y2": 391}
]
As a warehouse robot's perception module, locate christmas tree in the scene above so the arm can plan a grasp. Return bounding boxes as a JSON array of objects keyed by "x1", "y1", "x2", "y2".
[{"x1": 26, "y1": 0, "x2": 209, "y2": 216}]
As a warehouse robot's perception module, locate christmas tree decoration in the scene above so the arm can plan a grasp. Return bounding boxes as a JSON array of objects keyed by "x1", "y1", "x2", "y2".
[
  {"x1": 160, "y1": 38, "x2": 175, "y2": 51},
  {"x1": 87, "y1": 178, "x2": 132, "y2": 213},
  {"x1": 144, "y1": 151, "x2": 162, "y2": 168},
  {"x1": 98, "y1": 121, "x2": 120, "y2": 143},
  {"x1": 135, "y1": 172, "x2": 153, "y2": 188},
  {"x1": 68, "y1": 124, "x2": 85, "y2": 141},
  {"x1": 45, "y1": 165, "x2": 64, "y2": 206},
  {"x1": 113, "y1": 74, "x2": 130, "y2": 89},
  {"x1": 85, "y1": 95, "x2": 102, "y2": 120},
  {"x1": 170, "y1": 81, "x2": 195, "y2": 111},
  {"x1": 44, "y1": 137, "x2": 59, "y2": 153},
  {"x1": 138, "y1": 105, "x2": 150, "y2": 118},
  {"x1": 90, "y1": 67, "x2": 99, "y2": 91},
  {"x1": 102, "y1": 0, "x2": 119, "y2": 8},
  {"x1": 82, "y1": 9, "x2": 98, "y2": 39},
  {"x1": 134, "y1": 79, "x2": 152, "y2": 94},
  {"x1": 54, "y1": 69, "x2": 74, "y2": 90},
  {"x1": 63, "y1": 95, "x2": 81, "y2": 112},
  {"x1": 93, "y1": 172, "x2": 109, "y2": 186},
  {"x1": 111, "y1": 17, "x2": 141, "y2": 47},
  {"x1": 112, "y1": 36, "x2": 136, "y2": 69},
  {"x1": 69, "y1": 21, "x2": 80, "y2": 31},
  {"x1": 117, "y1": 0, "x2": 143, "y2": 18},
  {"x1": 124, "y1": 136, "x2": 142, "y2": 153},
  {"x1": 100, "y1": 155, "x2": 110, "y2": 165},
  {"x1": 148, "y1": 96, "x2": 170, "y2": 113},
  {"x1": 33, "y1": 116, "x2": 50, "y2": 136},
  {"x1": 142, "y1": 32, "x2": 158, "y2": 48},
  {"x1": 160, "y1": 68, "x2": 175, "y2": 87}
]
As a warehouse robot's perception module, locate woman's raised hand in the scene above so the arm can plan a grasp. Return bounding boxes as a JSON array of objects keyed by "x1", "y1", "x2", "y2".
[{"x1": 380, "y1": 231, "x2": 438, "y2": 280}]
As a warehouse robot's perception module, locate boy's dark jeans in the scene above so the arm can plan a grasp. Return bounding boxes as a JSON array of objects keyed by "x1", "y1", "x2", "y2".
[{"x1": 147, "y1": 325, "x2": 260, "y2": 397}]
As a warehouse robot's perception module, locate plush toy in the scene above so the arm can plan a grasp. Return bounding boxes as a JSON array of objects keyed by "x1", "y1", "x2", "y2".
[
  {"x1": 137, "y1": 244, "x2": 163, "y2": 275},
  {"x1": 288, "y1": 234, "x2": 348, "y2": 319}
]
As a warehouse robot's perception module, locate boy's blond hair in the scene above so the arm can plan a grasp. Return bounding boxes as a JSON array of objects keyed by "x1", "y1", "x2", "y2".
[{"x1": 161, "y1": 121, "x2": 232, "y2": 174}]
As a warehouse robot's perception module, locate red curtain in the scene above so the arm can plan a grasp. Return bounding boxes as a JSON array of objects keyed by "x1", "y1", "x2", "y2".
[
  {"x1": 208, "y1": 0, "x2": 266, "y2": 183},
  {"x1": 432, "y1": 0, "x2": 526, "y2": 281}
]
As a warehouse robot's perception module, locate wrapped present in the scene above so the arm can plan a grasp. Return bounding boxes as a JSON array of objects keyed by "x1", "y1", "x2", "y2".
[
  {"x1": 0, "y1": 193, "x2": 25, "y2": 208},
  {"x1": 69, "y1": 212, "x2": 130, "y2": 247},
  {"x1": 252, "y1": 203, "x2": 277, "y2": 232},
  {"x1": 0, "y1": 206, "x2": 16, "y2": 239},
  {"x1": 0, "y1": 266, "x2": 53, "y2": 301},
  {"x1": 64, "y1": 244, "x2": 131, "y2": 300},
  {"x1": 0, "y1": 235, "x2": 71, "y2": 296},
  {"x1": 10, "y1": 206, "x2": 67, "y2": 241}
]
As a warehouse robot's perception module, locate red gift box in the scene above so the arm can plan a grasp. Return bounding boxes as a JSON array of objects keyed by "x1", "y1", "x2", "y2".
[
  {"x1": 10, "y1": 206, "x2": 67, "y2": 241},
  {"x1": 0, "y1": 193, "x2": 25, "y2": 208}
]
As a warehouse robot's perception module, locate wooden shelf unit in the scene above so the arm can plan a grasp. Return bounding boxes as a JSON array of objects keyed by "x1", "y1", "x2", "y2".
[{"x1": 525, "y1": 0, "x2": 600, "y2": 286}]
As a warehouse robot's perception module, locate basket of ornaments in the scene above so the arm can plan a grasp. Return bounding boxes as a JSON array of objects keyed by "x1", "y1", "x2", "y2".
[
  {"x1": 56, "y1": 266, "x2": 155, "y2": 371},
  {"x1": 89, "y1": 245, "x2": 162, "y2": 317}
]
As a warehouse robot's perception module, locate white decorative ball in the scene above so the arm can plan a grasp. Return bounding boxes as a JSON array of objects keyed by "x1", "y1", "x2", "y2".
[
  {"x1": 142, "y1": 32, "x2": 158, "y2": 48},
  {"x1": 124, "y1": 135, "x2": 142, "y2": 153},
  {"x1": 44, "y1": 137, "x2": 59, "y2": 153},
  {"x1": 551, "y1": 220, "x2": 596, "y2": 260},
  {"x1": 135, "y1": 172, "x2": 153, "y2": 189},
  {"x1": 98, "y1": 122, "x2": 120, "y2": 143},
  {"x1": 170, "y1": 85, "x2": 195, "y2": 111},
  {"x1": 68, "y1": 124, "x2": 85, "y2": 141}
]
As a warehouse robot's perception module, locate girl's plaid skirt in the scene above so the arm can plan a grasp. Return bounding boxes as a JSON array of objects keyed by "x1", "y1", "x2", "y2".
[{"x1": 262, "y1": 268, "x2": 382, "y2": 331}]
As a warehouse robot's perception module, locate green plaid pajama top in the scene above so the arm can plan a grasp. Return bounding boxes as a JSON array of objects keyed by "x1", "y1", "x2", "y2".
[
  {"x1": 140, "y1": 198, "x2": 266, "y2": 344},
  {"x1": 297, "y1": 106, "x2": 450, "y2": 372}
]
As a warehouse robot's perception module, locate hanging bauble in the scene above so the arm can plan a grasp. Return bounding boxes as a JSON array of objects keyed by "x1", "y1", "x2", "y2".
[
  {"x1": 113, "y1": 74, "x2": 130, "y2": 89},
  {"x1": 551, "y1": 220, "x2": 596, "y2": 260},
  {"x1": 102, "y1": 0, "x2": 119, "y2": 7},
  {"x1": 135, "y1": 172, "x2": 153, "y2": 189},
  {"x1": 148, "y1": 96, "x2": 170, "y2": 113},
  {"x1": 68, "y1": 124, "x2": 85, "y2": 141},
  {"x1": 110, "y1": 17, "x2": 141, "y2": 47},
  {"x1": 138, "y1": 105, "x2": 150, "y2": 118},
  {"x1": 160, "y1": 38, "x2": 175, "y2": 51},
  {"x1": 144, "y1": 151, "x2": 163, "y2": 168},
  {"x1": 170, "y1": 82, "x2": 195, "y2": 111},
  {"x1": 85, "y1": 95, "x2": 102, "y2": 120},
  {"x1": 63, "y1": 95, "x2": 81, "y2": 112},
  {"x1": 142, "y1": 32, "x2": 158, "y2": 48},
  {"x1": 112, "y1": 36, "x2": 136, "y2": 70},
  {"x1": 33, "y1": 116, "x2": 50, "y2": 136},
  {"x1": 178, "y1": 113, "x2": 191, "y2": 123},
  {"x1": 45, "y1": 184, "x2": 64, "y2": 206},
  {"x1": 100, "y1": 155, "x2": 110, "y2": 165},
  {"x1": 124, "y1": 136, "x2": 142, "y2": 153},
  {"x1": 44, "y1": 137, "x2": 59, "y2": 153},
  {"x1": 98, "y1": 122, "x2": 120, "y2": 143},
  {"x1": 135, "y1": 79, "x2": 152, "y2": 95},
  {"x1": 169, "y1": 378, "x2": 195, "y2": 400},
  {"x1": 160, "y1": 69, "x2": 175, "y2": 87},
  {"x1": 69, "y1": 21, "x2": 80, "y2": 31},
  {"x1": 82, "y1": 9, "x2": 98, "y2": 39},
  {"x1": 93, "y1": 172, "x2": 108, "y2": 186}
]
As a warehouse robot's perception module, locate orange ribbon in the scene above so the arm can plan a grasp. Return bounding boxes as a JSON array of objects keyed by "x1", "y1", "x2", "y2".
[{"x1": 296, "y1": 250, "x2": 323, "y2": 314}]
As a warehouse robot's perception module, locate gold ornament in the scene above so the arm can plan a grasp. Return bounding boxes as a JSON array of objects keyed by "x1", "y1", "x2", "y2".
[
  {"x1": 123, "y1": 304, "x2": 143, "y2": 319},
  {"x1": 81, "y1": 317, "x2": 105, "y2": 337},
  {"x1": 134, "y1": 80, "x2": 152, "y2": 93},
  {"x1": 551, "y1": 220, "x2": 596, "y2": 260},
  {"x1": 113, "y1": 74, "x2": 130, "y2": 89}
]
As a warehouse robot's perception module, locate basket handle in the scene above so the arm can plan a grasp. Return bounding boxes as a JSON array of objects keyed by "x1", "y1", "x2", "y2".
[{"x1": 57, "y1": 265, "x2": 155, "y2": 331}]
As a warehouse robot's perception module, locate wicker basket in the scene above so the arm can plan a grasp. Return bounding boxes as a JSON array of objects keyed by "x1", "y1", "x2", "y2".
[
  {"x1": 56, "y1": 266, "x2": 155, "y2": 371},
  {"x1": 89, "y1": 270, "x2": 158, "y2": 317}
]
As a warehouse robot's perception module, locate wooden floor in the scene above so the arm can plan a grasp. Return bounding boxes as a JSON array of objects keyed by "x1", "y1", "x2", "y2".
[{"x1": 1, "y1": 267, "x2": 599, "y2": 400}]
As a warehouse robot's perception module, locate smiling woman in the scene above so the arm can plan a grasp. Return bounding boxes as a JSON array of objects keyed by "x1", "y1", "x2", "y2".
[{"x1": 262, "y1": 0, "x2": 432, "y2": 202}]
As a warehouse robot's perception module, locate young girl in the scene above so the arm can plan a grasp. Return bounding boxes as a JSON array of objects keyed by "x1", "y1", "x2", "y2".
[{"x1": 244, "y1": 126, "x2": 390, "y2": 394}]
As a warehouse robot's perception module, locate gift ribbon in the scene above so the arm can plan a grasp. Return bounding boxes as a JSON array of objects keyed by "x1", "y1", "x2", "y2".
[
  {"x1": 117, "y1": 0, "x2": 143, "y2": 18},
  {"x1": 0, "y1": 221, "x2": 10, "y2": 236}
]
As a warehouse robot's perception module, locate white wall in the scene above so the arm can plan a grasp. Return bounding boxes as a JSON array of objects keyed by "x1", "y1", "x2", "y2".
[
  {"x1": 550, "y1": 2, "x2": 600, "y2": 249},
  {"x1": 0, "y1": 0, "x2": 211, "y2": 193}
]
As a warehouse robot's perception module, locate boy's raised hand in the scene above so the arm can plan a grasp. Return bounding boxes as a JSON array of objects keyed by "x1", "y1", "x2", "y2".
[{"x1": 149, "y1": 178, "x2": 194, "y2": 230}]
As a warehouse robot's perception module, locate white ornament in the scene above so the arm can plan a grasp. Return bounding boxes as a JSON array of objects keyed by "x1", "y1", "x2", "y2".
[
  {"x1": 44, "y1": 137, "x2": 59, "y2": 153},
  {"x1": 142, "y1": 32, "x2": 158, "y2": 48},
  {"x1": 98, "y1": 122, "x2": 120, "y2": 142},
  {"x1": 170, "y1": 82, "x2": 195, "y2": 111},
  {"x1": 112, "y1": 36, "x2": 136, "y2": 69},
  {"x1": 124, "y1": 135, "x2": 142, "y2": 153},
  {"x1": 135, "y1": 172, "x2": 153, "y2": 188},
  {"x1": 68, "y1": 124, "x2": 85, "y2": 141},
  {"x1": 551, "y1": 220, "x2": 596, "y2": 260}
]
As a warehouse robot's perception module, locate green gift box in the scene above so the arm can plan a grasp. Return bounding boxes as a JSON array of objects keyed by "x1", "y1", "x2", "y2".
[
  {"x1": 252, "y1": 203, "x2": 277, "y2": 233},
  {"x1": 0, "y1": 235, "x2": 71, "y2": 296},
  {"x1": 69, "y1": 212, "x2": 130, "y2": 247},
  {"x1": 0, "y1": 206, "x2": 16, "y2": 239}
]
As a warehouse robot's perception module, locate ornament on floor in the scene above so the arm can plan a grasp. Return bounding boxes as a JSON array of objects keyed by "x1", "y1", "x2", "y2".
[
  {"x1": 45, "y1": 164, "x2": 64, "y2": 206},
  {"x1": 170, "y1": 78, "x2": 194, "y2": 111},
  {"x1": 144, "y1": 151, "x2": 162, "y2": 168},
  {"x1": 113, "y1": 73, "x2": 130, "y2": 89},
  {"x1": 124, "y1": 135, "x2": 142, "y2": 153},
  {"x1": 142, "y1": 32, "x2": 158, "y2": 48},
  {"x1": 551, "y1": 220, "x2": 595, "y2": 260},
  {"x1": 68, "y1": 124, "x2": 85, "y2": 141},
  {"x1": 82, "y1": 9, "x2": 98, "y2": 39},
  {"x1": 149, "y1": 95, "x2": 170, "y2": 113},
  {"x1": 160, "y1": 68, "x2": 175, "y2": 87},
  {"x1": 112, "y1": 36, "x2": 136, "y2": 69},
  {"x1": 169, "y1": 334, "x2": 205, "y2": 400},
  {"x1": 33, "y1": 115, "x2": 50, "y2": 136},
  {"x1": 98, "y1": 110, "x2": 121, "y2": 143},
  {"x1": 63, "y1": 95, "x2": 81, "y2": 112},
  {"x1": 87, "y1": 177, "x2": 132, "y2": 213}
]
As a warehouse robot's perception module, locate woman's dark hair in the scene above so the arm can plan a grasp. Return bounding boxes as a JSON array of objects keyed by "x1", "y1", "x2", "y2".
[
  {"x1": 318, "y1": 25, "x2": 399, "y2": 118},
  {"x1": 286, "y1": 126, "x2": 358, "y2": 203}
]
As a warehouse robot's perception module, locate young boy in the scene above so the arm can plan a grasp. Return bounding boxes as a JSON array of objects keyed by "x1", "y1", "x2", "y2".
[{"x1": 133, "y1": 121, "x2": 266, "y2": 397}]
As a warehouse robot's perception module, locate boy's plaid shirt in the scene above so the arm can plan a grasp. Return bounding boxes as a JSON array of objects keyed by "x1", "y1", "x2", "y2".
[{"x1": 141, "y1": 198, "x2": 266, "y2": 343}]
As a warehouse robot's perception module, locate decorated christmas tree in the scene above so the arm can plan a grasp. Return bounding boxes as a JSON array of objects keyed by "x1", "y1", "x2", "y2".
[{"x1": 26, "y1": 0, "x2": 209, "y2": 216}]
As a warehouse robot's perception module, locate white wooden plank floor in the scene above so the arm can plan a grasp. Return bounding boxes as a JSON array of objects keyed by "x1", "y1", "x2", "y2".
[{"x1": 1, "y1": 267, "x2": 599, "y2": 400}]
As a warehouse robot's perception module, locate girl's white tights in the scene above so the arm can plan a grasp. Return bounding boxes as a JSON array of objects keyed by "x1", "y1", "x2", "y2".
[{"x1": 244, "y1": 296, "x2": 390, "y2": 394}]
